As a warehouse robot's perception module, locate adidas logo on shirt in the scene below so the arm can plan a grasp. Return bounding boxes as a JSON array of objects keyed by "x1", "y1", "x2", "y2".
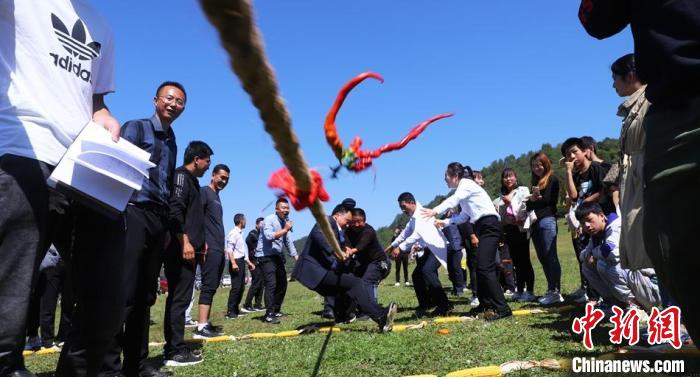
[{"x1": 48, "y1": 13, "x2": 102, "y2": 83}]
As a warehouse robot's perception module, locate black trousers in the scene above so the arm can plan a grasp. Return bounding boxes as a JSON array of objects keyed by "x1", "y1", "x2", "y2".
[
  {"x1": 446, "y1": 249, "x2": 465, "y2": 292},
  {"x1": 162, "y1": 238, "x2": 197, "y2": 357},
  {"x1": 314, "y1": 270, "x2": 385, "y2": 323},
  {"x1": 465, "y1": 245, "x2": 477, "y2": 292},
  {"x1": 474, "y1": 216, "x2": 510, "y2": 315},
  {"x1": 0, "y1": 155, "x2": 72, "y2": 375},
  {"x1": 244, "y1": 259, "x2": 264, "y2": 308},
  {"x1": 226, "y1": 258, "x2": 246, "y2": 315},
  {"x1": 504, "y1": 225, "x2": 534, "y2": 293},
  {"x1": 258, "y1": 255, "x2": 288, "y2": 316},
  {"x1": 26, "y1": 262, "x2": 72, "y2": 348},
  {"x1": 571, "y1": 233, "x2": 599, "y2": 299},
  {"x1": 56, "y1": 205, "x2": 127, "y2": 377},
  {"x1": 100, "y1": 206, "x2": 167, "y2": 377},
  {"x1": 412, "y1": 249, "x2": 449, "y2": 311},
  {"x1": 394, "y1": 252, "x2": 409, "y2": 283},
  {"x1": 199, "y1": 250, "x2": 225, "y2": 306}
]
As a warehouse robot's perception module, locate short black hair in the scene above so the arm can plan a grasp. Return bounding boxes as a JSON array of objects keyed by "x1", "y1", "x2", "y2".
[
  {"x1": 351, "y1": 208, "x2": 366, "y2": 220},
  {"x1": 332, "y1": 204, "x2": 348, "y2": 216},
  {"x1": 213, "y1": 164, "x2": 230, "y2": 174},
  {"x1": 341, "y1": 198, "x2": 356, "y2": 211},
  {"x1": 183, "y1": 141, "x2": 213, "y2": 164},
  {"x1": 397, "y1": 192, "x2": 416, "y2": 203},
  {"x1": 575, "y1": 202, "x2": 605, "y2": 221},
  {"x1": 276, "y1": 197, "x2": 289, "y2": 207},
  {"x1": 156, "y1": 81, "x2": 187, "y2": 100},
  {"x1": 234, "y1": 213, "x2": 245, "y2": 225},
  {"x1": 561, "y1": 137, "x2": 584, "y2": 156},
  {"x1": 255, "y1": 217, "x2": 264, "y2": 225},
  {"x1": 581, "y1": 136, "x2": 597, "y2": 153},
  {"x1": 611, "y1": 53, "x2": 636, "y2": 77}
]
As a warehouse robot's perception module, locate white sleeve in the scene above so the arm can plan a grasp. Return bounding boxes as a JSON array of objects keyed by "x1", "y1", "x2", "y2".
[
  {"x1": 224, "y1": 231, "x2": 235, "y2": 258},
  {"x1": 391, "y1": 218, "x2": 414, "y2": 248},
  {"x1": 433, "y1": 182, "x2": 470, "y2": 215},
  {"x1": 398, "y1": 225, "x2": 422, "y2": 252},
  {"x1": 92, "y1": 28, "x2": 115, "y2": 95}
]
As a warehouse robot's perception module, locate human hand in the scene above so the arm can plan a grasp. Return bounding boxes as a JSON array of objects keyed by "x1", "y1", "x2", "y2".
[
  {"x1": 434, "y1": 219, "x2": 446, "y2": 229},
  {"x1": 470, "y1": 234, "x2": 479, "y2": 248},
  {"x1": 284, "y1": 220, "x2": 294, "y2": 231},
  {"x1": 182, "y1": 240, "x2": 195, "y2": 263}
]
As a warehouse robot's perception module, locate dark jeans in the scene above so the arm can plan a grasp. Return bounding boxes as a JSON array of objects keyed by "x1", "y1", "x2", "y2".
[
  {"x1": 496, "y1": 243, "x2": 515, "y2": 292},
  {"x1": 0, "y1": 155, "x2": 70, "y2": 374},
  {"x1": 162, "y1": 238, "x2": 197, "y2": 357},
  {"x1": 504, "y1": 224, "x2": 534, "y2": 292},
  {"x1": 474, "y1": 216, "x2": 510, "y2": 315},
  {"x1": 356, "y1": 260, "x2": 386, "y2": 303},
  {"x1": 258, "y1": 255, "x2": 288, "y2": 316},
  {"x1": 199, "y1": 250, "x2": 225, "y2": 306},
  {"x1": 101, "y1": 205, "x2": 168, "y2": 377},
  {"x1": 531, "y1": 216, "x2": 561, "y2": 292},
  {"x1": 571, "y1": 233, "x2": 598, "y2": 299},
  {"x1": 394, "y1": 252, "x2": 409, "y2": 283},
  {"x1": 226, "y1": 258, "x2": 246, "y2": 315},
  {"x1": 643, "y1": 99, "x2": 700, "y2": 346},
  {"x1": 315, "y1": 270, "x2": 385, "y2": 323},
  {"x1": 244, "y1": 259, "x2": 264, "y2": 308},
  {"x1": 26, "y1": 262, "x2": 72, "y2": 348},
  {"x1": 412, "y1": 249, "x2": 449, "y2": 311},
  {"x1": 56, "y1": 204, "x2": 127, "y2": 377},
  {"x1": 446, "y1": 249, "x2": 466, "y2": 292}
]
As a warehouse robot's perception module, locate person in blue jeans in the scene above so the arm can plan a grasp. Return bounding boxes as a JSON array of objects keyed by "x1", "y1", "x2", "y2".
[{"x1": 527, "y1": 152, "x2": 564, "y2": 305}]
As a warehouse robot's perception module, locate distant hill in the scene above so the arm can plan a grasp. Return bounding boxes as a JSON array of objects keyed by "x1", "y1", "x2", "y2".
[{"x1": 293, "y1": 138, "x2": 620, "y2": 252}]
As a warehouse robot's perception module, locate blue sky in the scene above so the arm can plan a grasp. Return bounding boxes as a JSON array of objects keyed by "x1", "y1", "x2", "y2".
[{"x1": 93, "y1": 1, "x2": 632, "y2": 239}]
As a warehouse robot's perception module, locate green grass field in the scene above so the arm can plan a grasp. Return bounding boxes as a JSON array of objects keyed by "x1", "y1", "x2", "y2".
[{"x1": 25, "y1": 220, "x2": 691, "y2": 376}]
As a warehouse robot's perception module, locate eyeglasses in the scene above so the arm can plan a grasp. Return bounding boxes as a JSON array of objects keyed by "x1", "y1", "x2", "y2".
[{"x1": 158, "y1": 95, "x2": 185, "y2": 107}]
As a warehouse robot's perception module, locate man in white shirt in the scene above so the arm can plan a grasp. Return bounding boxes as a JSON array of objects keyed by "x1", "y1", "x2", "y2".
[
  {"x1": 224, "y1": 214, "x2": 255, "y2": 320},
  {"x1": 0, "y1": 2, "x2": 118, "y2": 376},
  {"x1": 387, "y1": 192, "x2": 451, "y2": 317}
]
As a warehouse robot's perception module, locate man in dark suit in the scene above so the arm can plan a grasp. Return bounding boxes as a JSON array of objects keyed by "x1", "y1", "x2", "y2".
[{"x1": 293, "y1": 204, "x2": 397, "y2": 332}]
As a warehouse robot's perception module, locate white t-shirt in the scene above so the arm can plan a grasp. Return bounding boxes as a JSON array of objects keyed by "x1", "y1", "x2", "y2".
[
  {"x1": 0, "y1": 0, "x2": 115, "y2": 165},
  {"x1": 433, "y1": 178, "x2": 500, "y2": 225}
]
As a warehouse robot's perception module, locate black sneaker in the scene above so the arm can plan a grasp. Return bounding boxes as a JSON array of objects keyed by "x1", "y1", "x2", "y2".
[
  {"x1": 264, "y1": 315, "x2": 280, "y2": 324},
  {"x1": 225, "y1": 313, "x2": 239, "y2": 320},
  {"x1": 378, "y1": 302, "x2": 398, "y2": 333},
  {"x1": 253, "y1": 305, "x2": 266, "y2": 312},
  {"x1": 209, "y1": 323, "x2": 224, "y2": 334},
  {"x1": 240, "y1": 306, "x2": 254, "y2": 313},
  {"x1": 481, "y1": 310, "x2": 512, "y2": 321},
  {"x1": 336, "y1": 314, "x2": 357, "y2": 324},
  {"x1": 356, "y1": 313, "x2": 371, "y2": 321},
  {"x1": 193, "y1": 324, "x2": 223, "y2": 339},
  {"x1": 414, "y1": 306, "x2": 431, "y2": 318},
  {"x1": 321, "y1": 310, "x2": 335, "y2": 320},
  {"x1": 164, "y1": 348, "x2": 203, "y2": 366},
  {"x1": 274, "y1": 312, "x2": 286, "y2": 318}
]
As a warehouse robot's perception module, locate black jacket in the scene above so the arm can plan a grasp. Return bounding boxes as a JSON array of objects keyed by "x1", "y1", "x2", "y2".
[
  {"x1": 293, "y1": 216, "x2": 342, "y2": 290},
  {"x1": 169, "y1": 167, "x2": 205, "y2": 251},
  {"x1": 346, "y1": 224, "x2": 385, "y2": 265},
  {"x1": 579, "y1": 0, "x2": 700, "y2": 105},
  {"x1": 246, "y1": 229, "x2": 260, "y2": 261}
]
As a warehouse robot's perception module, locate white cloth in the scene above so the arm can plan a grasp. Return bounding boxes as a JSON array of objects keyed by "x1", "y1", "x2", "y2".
[
  {"x1": 433, "y1": 178, "x2": 499, "y2": 225},
  {"x1": 390, "y1": 202, "x2": 448, "y2": 268},
  {"x1": 0, "y1": 0, "x2": 115, "y2": 165},
  {"x1": 225, "y1": 227, "x2": 249, "y2": 261}
]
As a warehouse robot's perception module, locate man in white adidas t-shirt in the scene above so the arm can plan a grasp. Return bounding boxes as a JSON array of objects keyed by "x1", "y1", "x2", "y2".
[{"x1": 0, "y1": 2, "x2": 117, "y2": 376}]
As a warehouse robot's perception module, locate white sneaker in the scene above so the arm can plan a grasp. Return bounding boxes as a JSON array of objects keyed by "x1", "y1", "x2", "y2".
[
  {"x1": 539, "y1": 290, "x2": 564, "y2": 305},
  {"x1": 504, "y1": 290, "x2": 514, "y2": 300},
  {"x1": 405, "y1": 281, "x2": 412, "y2": 287},
  {"x1": 469, "y1": 296, "x2": 480, "y2": 307},
  {"x1": 184, "y1": 319, "x2": 198, "y2": 328},
  {"x1": 394, "y1": 282, "x2": 400, "y2": 287},
  {"x1": 570, "y1": 288, "x2": 586, "y2": 299},
  {"x1": 518, "y1": 291, "x2": 536, "y2": 302}
]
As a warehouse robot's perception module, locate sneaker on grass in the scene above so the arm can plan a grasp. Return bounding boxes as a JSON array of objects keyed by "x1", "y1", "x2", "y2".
[
  {"x1": 378, "y1": 302, "x2": 398, "y2": 333},
  {"x1": 539, "y1": 290, "x2": 564, "y2": 305},
  {"x1": 164, "y1": 348, "x2": 203, "y2": 367},
  {"x1": 393, "y1": 282, "x2": 400, "y2": 287},
  {"x1": 518, "y1": 291, "x2": 536, "y2": 302},
  {"x1": 193, "y1": 323, "x2": 224, "y2": 339},
  {"x1": 240, "y1": 306, "x2": 253, "y2": 314},
  {"x1": 184, "y1": 319, "x2": 198, "y2": 328}
]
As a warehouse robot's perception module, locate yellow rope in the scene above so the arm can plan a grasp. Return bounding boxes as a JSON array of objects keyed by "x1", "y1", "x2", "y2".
[{"x1": 198, "y1": 0, "x2": 345, "y2": 260}]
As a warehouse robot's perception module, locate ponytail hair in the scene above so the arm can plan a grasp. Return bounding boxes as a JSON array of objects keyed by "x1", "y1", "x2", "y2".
[{"x1": 446, "y1": 162, "x2": 473, "y2": 180}]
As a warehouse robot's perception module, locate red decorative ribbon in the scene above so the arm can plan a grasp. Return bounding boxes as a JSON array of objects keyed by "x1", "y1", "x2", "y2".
[
  {"x1": 267, "y1": 168, "x2": 330, "y2": 210},
  {"x1": 324, "y1": 72, "x2": 454, "y2": 172}
]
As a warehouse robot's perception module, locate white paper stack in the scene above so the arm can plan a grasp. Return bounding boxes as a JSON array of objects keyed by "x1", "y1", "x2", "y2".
[{"x1": 48, "y1": 122, "x2": 155, "y2": 214}]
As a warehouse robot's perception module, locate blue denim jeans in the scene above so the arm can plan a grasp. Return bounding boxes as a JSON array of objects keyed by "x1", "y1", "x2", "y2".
[{"x1": 530, "y1": 216, "x2": 561, "y2": 292}]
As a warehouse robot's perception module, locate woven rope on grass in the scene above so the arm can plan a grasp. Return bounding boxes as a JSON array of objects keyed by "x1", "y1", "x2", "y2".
[{"x1": 197, "y1": 0, "x2": 345, "y2": 261}]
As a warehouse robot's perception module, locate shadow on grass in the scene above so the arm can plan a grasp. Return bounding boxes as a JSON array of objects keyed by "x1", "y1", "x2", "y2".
[{"x1": 311, "y1": 327, "x2": 334, "y2": 377}]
